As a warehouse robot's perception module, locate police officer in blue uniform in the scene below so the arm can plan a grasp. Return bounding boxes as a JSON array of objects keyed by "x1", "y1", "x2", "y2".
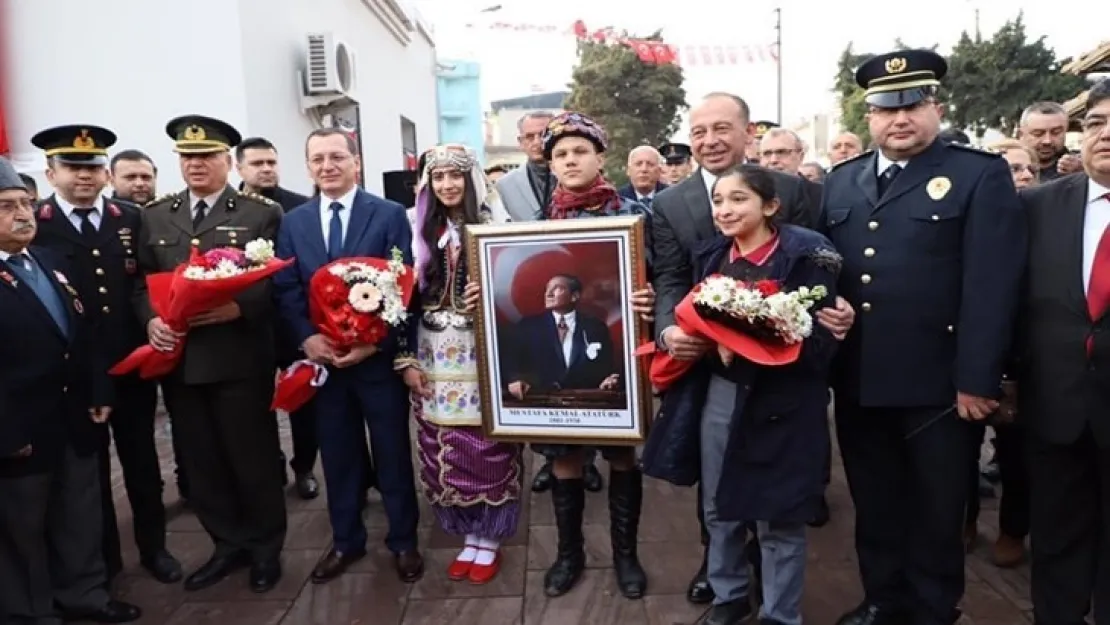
[
  {"x1": 30, "y1": 125, "x2": 183, "y2": 586},
  {"x1": 820, "y1": 50, "x2": 1025, "y2": 625}
]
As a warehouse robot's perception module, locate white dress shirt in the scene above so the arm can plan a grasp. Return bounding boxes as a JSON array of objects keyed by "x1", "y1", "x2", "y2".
[
  {"x1": 700, "y1": 168, "x2": 717, "y2": 200},
  {"x1": 0, "y1": 248, "x2": 31, "y2": 269},
  {"x1": 1082, "y1": 179, "x2": 1110, "y2": 295},
  {"x1": 319, "y1": 186, "x2": 359, "y2": 247},
  {"x1": 55, "y1": 195, "x2": 104, "y2": 232},
  {"x1": 875, "y1": 152, "x2": 909, "y2": 177},
  {"x1": 189, "y1": 191, "x2": 224, "y2": 222},
  {"x1": 553, "y1": 310, "x2": 577, "y2": 366}
]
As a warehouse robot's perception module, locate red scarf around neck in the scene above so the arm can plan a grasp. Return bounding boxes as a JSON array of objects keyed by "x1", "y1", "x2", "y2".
[{"x1": 548, "y1": 176, "x2": 620, "y2": 220}]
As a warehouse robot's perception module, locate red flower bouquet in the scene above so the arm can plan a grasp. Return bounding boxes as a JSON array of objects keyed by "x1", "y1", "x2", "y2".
[
  {"x1": 110, "y1": 239, "x2": 294, "y2": 379},
  {"x1": 271, "y1": 248, "x2": 416, "y2": 412},
  {"x1": 636, "y1": 275, "x2": 827, "y2": 391}
]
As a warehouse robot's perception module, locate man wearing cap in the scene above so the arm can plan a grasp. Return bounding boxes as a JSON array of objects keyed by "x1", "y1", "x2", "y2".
[
  {"x1": 135, "y1": 115, "x2": 287, "y2": 593},
  {"x1": 0, "y1": 157, "x2": 141, "y2": 623},
  {"x1": 820, "y1": 50, "x2": 1025, "y2": 625},
  {"x1": 747, "y1": 120, "x2": 779, "y2": 164},
  {"x1": 658, "y1": 142, "x2": 693, "y2": 185},
  {"x1": 29, "y1": 125, "x2": 182, "y2": 586}
]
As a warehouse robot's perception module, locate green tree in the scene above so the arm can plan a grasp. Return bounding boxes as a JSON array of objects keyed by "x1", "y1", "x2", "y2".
[
  {"x1": 945, "y1": 13, "x2": 1087, "y2": 137},
  {"x1": 565, "y1": 33, "x2": 686, "y2": 186}
]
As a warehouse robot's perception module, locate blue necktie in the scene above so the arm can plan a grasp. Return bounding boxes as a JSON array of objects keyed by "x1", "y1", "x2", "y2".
[
  {"x1": 327, "y1": 202, "x2": 344, "y2": 260},
  {"x1": 8, "y1": 254, "x2": 70, "y2": 336}
]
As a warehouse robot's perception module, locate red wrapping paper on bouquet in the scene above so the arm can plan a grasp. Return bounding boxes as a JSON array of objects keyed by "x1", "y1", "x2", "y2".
[
  {"x1": 272, "y1": 255, "x2": 416, "y2": 412},
  {"x1": 110, "y1": 246, "x2": 294, "y2": 379},
  {"x1": 634, "y1": 290, "x2": 802, "y2": 392}
]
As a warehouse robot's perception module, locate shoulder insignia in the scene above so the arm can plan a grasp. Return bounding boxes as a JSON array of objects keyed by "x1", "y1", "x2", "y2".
[
  {"x1": 809, "y1": 246, "x2": 843, "y2": 275},
  {"x1": 237, "y1": 190, "x2": 278, "y2": 206},
  {"x1": 143, "y1": 193, "x2": 177, "y2": 208},
  {"x1": 829, "y1": 149, "x2": 873, "y2": 172},
  {"x1": 948, "y1": 143, "x2": 1001, "y2": 158}
]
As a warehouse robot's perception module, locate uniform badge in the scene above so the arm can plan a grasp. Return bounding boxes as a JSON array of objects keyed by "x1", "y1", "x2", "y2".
[
  {"x1": 0, "y1": 271, "x2": 17, "y2": 288},
  {"x1": 124, "y1": 258, "x2": 137, "y2": 274},
  {"x1": 107, "y1": 203, "x2": 122, "y2": 217},
  {"x1": 53, "y1": 270, "x2": 69, "y2": 285},
  {"x1": 73, "y1": 298, "x2": 84, "y2": 315},
  {"x1": 64, "y1": 284, "x2": 79, "y2": 297},
  {"x1": 118, "y1": 227, "x2": 131, "y2": 236},
  {"x1": 926, "y1": 177, "x2": 952, "y2": 201}
]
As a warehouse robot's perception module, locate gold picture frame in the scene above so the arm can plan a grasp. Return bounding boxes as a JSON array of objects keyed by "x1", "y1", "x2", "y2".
[{"x1": 465, "y1": 216, "x2": 652, "y2": 445}]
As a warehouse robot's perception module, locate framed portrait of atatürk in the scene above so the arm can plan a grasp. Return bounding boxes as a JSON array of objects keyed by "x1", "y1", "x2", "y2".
[{"x1": 465, "y1": 216, "x2": 652, "y2": 444}]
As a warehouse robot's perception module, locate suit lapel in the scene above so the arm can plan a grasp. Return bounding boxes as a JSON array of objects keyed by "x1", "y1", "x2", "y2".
[
  {"x1": 192, "y1": 187, "x2": 234, "y2": 237},
  {"x1": 298, "y1": 197, "x2": 328, "y2": 267},
  {"x1": 683, "y1": 172, "x2": 716, "y2": 239},
  {"x1": 1061, "y1": 175, "x2": 1093, "y2": 318},
  {"x1": 872, "y1": 140, "x2": 946, "y2": 214},
  {"x1": 342, "y1": 190, "x2": 378, "y2": 257},
  {"x1": 568, "y1": 319, "x2": 586, "y2": 368},
  {"x1": 41, "y1": 260, "x2": 79, "y2": 345},
  {"x1": 544, "y1": 314, "x2": 568, "y2": 373},
  {"x1": 37, "y1": 195, "x2": 90, "y2": 248},
  {"x1": 854, "y1": 154, "x2": 880, "y2": 208},
  {"x1": 170, "y1": 191, "x2": 195, "y2": 237},
  {"x1": 1, "y1": 256, "x2": 70, "y2": 342}
]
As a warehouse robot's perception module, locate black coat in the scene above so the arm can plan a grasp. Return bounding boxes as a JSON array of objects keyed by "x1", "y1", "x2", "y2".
[
  {"x1": 652, "y1": 167, "x2": 822, "y2": 334},
  {"x1": 819, "y1": 140, "x2": 1026, "y2": 407},
  {"x1": 641, "y1": 224, "x2": 840, "y2": 523},
  {"x1": 504, "y1": 311, "x2": 617, "y2": 392},
  {"x1": 33, "y1": 196, "x2": 146, "y2": 365},
  {"x1": 1016, "y1": 173, "x2": 1110, "y2": 447},
  {"x1": 0, "y1": 246, "x2": 112, "y2": 477}
]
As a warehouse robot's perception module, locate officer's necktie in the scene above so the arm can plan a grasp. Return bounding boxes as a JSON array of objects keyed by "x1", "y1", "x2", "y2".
[
  {"x1": 878, "y1": 164, "x2": 903, "y2": 197},
  {"x1": 73, "y1": 208, "x2": 97, "y2": 238},
  {"x1": 193, "y1": 200, "x2": 208, "y2": 231},
  {"x1": 1085, "y1": 193, "x2": 1110, "y2": 356},
  {"x1": 327, "y1": 202, "x2": 345, "y2": 260},
  {"x1": 639, "y1": 196, "x2": 653, "y2": 209},
  {"x1": 7, "y1": 253, "x2": 70, "y2": 336}
]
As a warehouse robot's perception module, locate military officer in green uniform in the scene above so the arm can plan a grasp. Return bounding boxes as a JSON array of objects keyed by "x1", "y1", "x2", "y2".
[
  {"x1": 820, "y1": 50, "x2": 1025, "y2": 625},
  {"x1": 134, "y1": 115, "x2": 287, "y2": 594},
  {"x1": 29, "y1": 124, "x2": 182, "y2": 586}
]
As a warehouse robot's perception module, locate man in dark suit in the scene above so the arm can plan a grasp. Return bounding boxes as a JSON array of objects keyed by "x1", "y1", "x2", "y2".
[
  {"x1": 1017, "y1": 80, "x2": 1110, "y2": 625},
  {"x1": 135, "y1": 115, "x2": 287, "y2": 594},
  {"x1": 504, "y1": 274, "x2": 621, "y2": 399},
  {"x1": 618, "y1": 145, "x2": 668, "y2": 210},
  {"x1": 821, "y1": 51, "x2": 1025, "y2": 625},
  {"x1": 651, "y1": 91, "x2": 850, "y2": 614},
  {"x1": 272, "y1": 128, "x2": 425, "y2": 586},
  {"x1": 235, "y1": 136, "x2": 322, "y2": 500},
  {"x1": 29, "y1": 125, "x2": 181, "y2": 585},
  {"x1": 0, "y1": 157, "x2": 141, "y2": 623}
]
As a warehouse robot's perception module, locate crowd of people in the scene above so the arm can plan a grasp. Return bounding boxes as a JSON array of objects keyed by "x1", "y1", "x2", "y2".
[{"x1": 1, "y1": 44, "x2": 1109, "y2": 625}]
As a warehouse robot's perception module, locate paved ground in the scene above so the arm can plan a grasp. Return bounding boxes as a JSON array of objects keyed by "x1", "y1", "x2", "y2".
[{"x1": 103, "y1": 415, "x2": 1034, "y2": 625}]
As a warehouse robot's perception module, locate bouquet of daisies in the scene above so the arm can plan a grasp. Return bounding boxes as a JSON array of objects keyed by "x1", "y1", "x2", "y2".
[
  {"x1": 110, "y1": 239, "x2": 293, "y2": 379},
  {"x1": 271, "y1": 247, "x2": 416, "y2": 412},
  {"x1": 636, "y1": 275, "x2": 826, "y2": 391}
]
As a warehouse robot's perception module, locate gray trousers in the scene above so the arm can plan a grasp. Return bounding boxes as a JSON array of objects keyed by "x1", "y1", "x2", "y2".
[
  {"x1": 700, "y1": 375, "x2": 808, "y2": 625},
  {"x1": 0, "y1": 446, "x2": 110, "y2": 625}
]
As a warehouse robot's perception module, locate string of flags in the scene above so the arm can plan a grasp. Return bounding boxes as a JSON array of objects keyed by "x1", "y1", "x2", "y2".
[{"x1": 461, "y1": 19, "x2": 778, "y2": 66}]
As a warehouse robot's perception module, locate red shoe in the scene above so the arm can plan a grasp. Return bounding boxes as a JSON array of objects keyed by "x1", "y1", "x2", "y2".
[
  {"x1": 468, "y1": 549, "x2": 500, "y2": 585},
  {"x1": 447, "y1": 557, "x2": 472, "y2": 581}
]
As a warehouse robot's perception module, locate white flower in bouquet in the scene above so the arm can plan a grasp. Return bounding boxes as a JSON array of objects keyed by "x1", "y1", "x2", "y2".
[
  {"x1": 244, "y1": 238, "x2": 275, "y2": 264},
  {"x1": 697, "y1": 275, "x2": 739, "y2": 311},
  {"x1": 730, "y1": 288, "x2": 766, "y2": 320},
  {"x1": 348, "y1": 282, "x2": 384, "y2": 313}
]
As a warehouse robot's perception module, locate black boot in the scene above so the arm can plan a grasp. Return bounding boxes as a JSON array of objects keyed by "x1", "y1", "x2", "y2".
[
  {"x1": 609, "y1": 468, "x2": 647, "y2": 599},
  {"x1": 544, "y1": 478, "x2": 586, "y2": 597}
]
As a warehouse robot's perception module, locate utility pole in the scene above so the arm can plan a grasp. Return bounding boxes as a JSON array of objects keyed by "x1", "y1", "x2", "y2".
[{"x1": 774, "y1": 7, "x2": 783, "y2": 125}]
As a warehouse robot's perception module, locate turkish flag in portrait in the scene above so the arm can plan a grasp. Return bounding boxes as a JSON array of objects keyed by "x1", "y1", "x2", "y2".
[{"x1": 490, "y1": 241, "x2": 625, "y2": 350}]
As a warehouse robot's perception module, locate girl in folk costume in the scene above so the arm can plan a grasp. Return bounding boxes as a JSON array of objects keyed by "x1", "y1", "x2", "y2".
[
  {"x1": 406, "y1": 144, "x2": 520, "y2": 584},
  {"x1": 465, "y1": 112, "x2": 657, "y2": 599}
]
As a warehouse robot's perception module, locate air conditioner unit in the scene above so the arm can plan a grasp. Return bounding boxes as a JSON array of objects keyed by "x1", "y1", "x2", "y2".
[{"x1": 303, "y1": 32, "x2": 355, "y2": 96}]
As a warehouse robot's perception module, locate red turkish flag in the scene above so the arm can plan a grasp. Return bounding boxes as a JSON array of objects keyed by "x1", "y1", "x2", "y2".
[
  {"x1": 631, "y1": 40, "x2": 655, "y2": 64},
  {"x1": 572, "y1": 19, "x2": 587, "y2": 39},
  {"x1": 652, "y1": 44, "x2": 676, "y2": 65}
]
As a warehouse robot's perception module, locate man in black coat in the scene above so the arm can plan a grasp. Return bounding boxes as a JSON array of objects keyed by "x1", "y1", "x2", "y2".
[
  {"x1": 1016, "y1": 81, "x2": 1110, "y2": 625},
  {"x1": 0, "y1": 156, "x2": 141, "y2": 624},
  {"x1": 31, "y1": 125, "x2": 182, "y2": 585},
  {"x1": 651, "y1": 92, "x2": 855, "y2": 620}
]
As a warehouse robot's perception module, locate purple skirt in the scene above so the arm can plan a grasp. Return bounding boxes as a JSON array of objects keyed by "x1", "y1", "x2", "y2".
[{"x1": 414, "y1": 399, "x2": 523, "y2": 539}]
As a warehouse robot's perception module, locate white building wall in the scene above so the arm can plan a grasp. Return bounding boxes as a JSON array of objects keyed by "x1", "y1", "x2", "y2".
[{"x1": 3, "y1": 0, "x2": 438, "y2": 197}]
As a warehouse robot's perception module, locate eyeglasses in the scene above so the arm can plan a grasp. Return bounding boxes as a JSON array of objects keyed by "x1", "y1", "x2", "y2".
[{"x1": 760, "y1": 148, "x2": 799, "y2": 159}]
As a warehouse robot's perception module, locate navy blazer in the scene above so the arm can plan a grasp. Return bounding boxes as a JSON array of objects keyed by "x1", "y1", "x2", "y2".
[
  {"x1": 272, "y1": 188, "x2": 417, "y2": 381},
  {"x1": 0, "y1": 246, "x2": 112, "y2": 477},
  {"x1": 641, "y1": 224, "x2": 840, "y2": 523},
  {"x1": 618, "y1": 181, "x2": 668, "y2": 206},
  {"x1": 504, "y1": 311, "x2": 617, "y2": 392}
]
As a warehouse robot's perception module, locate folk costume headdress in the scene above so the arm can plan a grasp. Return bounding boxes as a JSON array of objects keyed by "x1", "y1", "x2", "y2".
[{"x1": 412, "y1": 144, "x2": 494, "y2": 287}]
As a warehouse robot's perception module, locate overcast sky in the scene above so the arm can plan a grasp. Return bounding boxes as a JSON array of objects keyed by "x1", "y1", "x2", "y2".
[{"x1": 413, "y1": 0, "x2": 1104, "y2": 127}]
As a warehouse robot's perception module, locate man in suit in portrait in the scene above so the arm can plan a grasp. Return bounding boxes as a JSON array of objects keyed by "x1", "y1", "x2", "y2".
[
  {"x1": 272, "y1": 128, "x2": 426, "y2": 586},
  {"x1": 0, "y1": 157, "x2": 141, "y2": 623},
  {"x1": 1017, "y1": 80, "x2": 1110, "y2": 625},
  {"x1": 652, "y1": 92, "x2": 855, "y2": 614},
  {"x1": 504, "y1": 274, "x2": 621, "y2": 401},
  {"x1": 495, "y1": 111, "x2": 556, "y2": 222},
  {"x1": 136, "y1": 115, "x2": 287, "y2": 594}
]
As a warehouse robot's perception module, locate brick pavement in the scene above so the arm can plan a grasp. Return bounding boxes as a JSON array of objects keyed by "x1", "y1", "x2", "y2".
[{"x1": 101, "y1": 415, "x2": 1034, "y2": 625}]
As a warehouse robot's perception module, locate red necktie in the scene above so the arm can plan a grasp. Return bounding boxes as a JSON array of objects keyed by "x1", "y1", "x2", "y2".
[{"x1": 1085, "y1": 192, "x2": 1110, "y2": 355}]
